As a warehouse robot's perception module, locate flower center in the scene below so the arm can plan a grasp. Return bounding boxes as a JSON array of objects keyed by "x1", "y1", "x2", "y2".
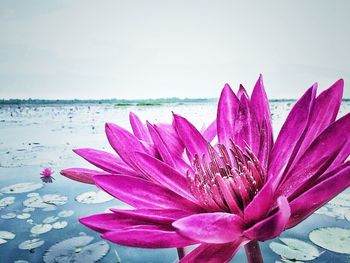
[{"x1": 188, "y1": 140, "x2": 266, "y2": 214}]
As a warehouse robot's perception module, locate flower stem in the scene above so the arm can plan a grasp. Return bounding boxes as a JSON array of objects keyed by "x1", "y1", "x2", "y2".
[
  {"x1": 244, "y1": 240, "x2": 263, "y2": 263},
  {"x1": 177, "y1": 247, "x2": 185, "y2": 260}
]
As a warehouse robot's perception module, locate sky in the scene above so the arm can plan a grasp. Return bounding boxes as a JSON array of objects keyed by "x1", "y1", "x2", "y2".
[{"x1": 0, "y1": 0, "x2": 349, "y2": 99}]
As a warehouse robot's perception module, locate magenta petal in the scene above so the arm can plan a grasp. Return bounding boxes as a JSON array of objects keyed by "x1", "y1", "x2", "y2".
[
  {"x1": 268, "y1": 85, "x2": 317, "y2": 187},
  {"x1": 234, "y1": 92, "x2": 260, "y2": 152},
  {"x1": 110, "y1": 208, "x2": 191, "y2": 223},
  {"x1": 173, "y1": 212, "x2": 244, "y2": 244},
  {"x1": 93, "y1": 174, "x2": 201, "y2": 212},
  {"x1": 105, "y1": 123, "x2": 149, "y2": 171},
  {"x1": 202, "y1": 119, "x2": 217, "y2": 143},
  {"x1": 278, "y1": 113, "x2": 350, "y2": 198},
  {"x1": 134, "y1": 152, "x2": 196, "y2": 202},
  {"x1": 102, "y1": 228, "x2": 196, "y2": 248},
  {"x1": 294, "y1": 79, "x2": 344, "y2": 161},
  {"x1": 147, "y1": 122, "x2": 176, "y2": 168},
  {"x1": 129, "y1": 112, "x2": 151, "y2": 142},
  {"x1": 73, "y1": 148, "x2": 138, "y2": 176},
  {"x1": 155, "y1": 123, "x2": 184, "y2": 157},
  {"x1": 217, "y1": 84, "x2": 240, "y2": 145},
  {"x1": 287, "y1": 162, "x2": 350, "y2": 228},
  {"x1": 243, "y1": 180, "x2": 274, "y2": 224},
  {"x1": 250, "y1": 74, "x2": 273, "y2": 167},
  {"x1": 237, "y1": 84, "x2": 249, "y2": 100},
  {"x1": 180, "y1": 240, "x2": 246, "y2": 263},
  {"x1": 60, "y1": 168, "x2": 106, "y2": 184},
  {"x1": 173, "y1": 113, "x2": 209, "y2": 160},
  {"x1": 244, "y1": 196, "x2": 290, "y2": 241}
]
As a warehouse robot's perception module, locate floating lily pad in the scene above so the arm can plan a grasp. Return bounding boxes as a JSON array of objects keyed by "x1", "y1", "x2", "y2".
[
  {"x1": 23, "y1": 194, "x2": 68, "y2": 209},
  {"x1": 31, "y1": 224, "x2": 53, "y2": 235},
  {"x1": 14, "y1": 260, "x2": 29, "y2": 263},
  {"x1": 43, "y1": 236, "x2": 110, "y2": 263},
  {"x1": 309, "y1": 227, "x2": 350, "y2": 254},
  {"x1": 1, "y1": 182, "x2": 43, "y2": 194},
  {"x1": 52, "y1": 221, "x2": 68, "y2": 229},
  {"x1": 75, "y1": 191, "x2": 113, "y2": 204},
  {"x1": 0, "y1": 196, "x2": 15, "y2": 210},
  {"x1": 43, "y1": 216, "x2": 59, "y2": 224},
  {"x1": 0, "y1": 231, "x2": 15, "y2": 245},
  {"x1": 19, "y1": 239, "x2": 44, "y2": 250},
  {"x1": 58, "y1": 210, "x2": 74, "y2": 218},
  {"x1": 22, "y1": 207, "x2": 35, "y2": 213},
  {"x1": 270, "y1": 238, "x2": 321, "y2": 261},
  {"x1": 17, "y1": 213, "x2": 31, "y2": 220},
  {"x1": 328, "y1": 193, "x2": 350, "y2": 207},
  {"x1": 1, "y1": 212, "x2": 16, "y2": 219}
]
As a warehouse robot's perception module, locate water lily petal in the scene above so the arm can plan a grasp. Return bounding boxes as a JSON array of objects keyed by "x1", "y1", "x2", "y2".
[
  {"x1": 173, "y1": 113, "x2": 208, "y2": 160},
  {"x1": 250, "y1": 74, "x2": 273, "y2": 167},
  {"x1": 93, "y1": 174, "x2": 201, "y2": 212},
  {"x1": 105, "y1": 123, "x2": 149, "y2": 171},
  {"x1": 278, "y1": 113, "x2": 350, "y2": 198},
  {"x1": 173, "y1": 212, "x2": 244, "y2": 244},
  {"x1": 268, "y1": 85, "x2": 317, "y2": 187},
  {"x1": 202, "y1": 119, "x2": 217, "y2": 143},
  {"x1": 287, "y1": 163, "x2": 350, "y2": 228},
  {"x1": 134, "y1": 152, "x2": 196, "y2": 201},
  {"x1": 73, "y1": 148, "x2": 138, "y2": 176},
  {"x1": 180, "y1": 239, "x2": 246, "y2": 263},
  {"x1": 102, "y1": 228, "x2": 196, "y2": 248},
  {"x1": 217, "y1": 84, "x2": 239, "y2": 145},
  {"x1": 155, "y1": 123, "x2": 184, "y2": 157},
  {"x1": 243, "y1": 180, "x2": 275, "y2": 224},
  {"x1": 60, "y1": 168, "x2": 106, "y2": 184},
  {"x1": 294, "y1": 79, "x2": 344, "y2": 161},
  {"x1": 244, "y1": 196, "x2": 290, "y2": 241},
  {"x1": 110, "y1": 208, "x2": 191, "y2": 223},
  {"x1": 234, "y1": 92, "x2": 260, "y2": 153},
  {"x1": 129, "y1": 112, "x2": 151, "y2": 142},
  {"x1": 237, "y1": 84, "x2": 249, "y2": 100}
]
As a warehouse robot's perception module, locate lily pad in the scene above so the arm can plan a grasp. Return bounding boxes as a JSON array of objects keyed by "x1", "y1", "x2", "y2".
[
  {"x1": 27, "y1": 192, "x2": 40, "y2": 197},
  {"x1": 1, "y1": 212, "x2": 16, "y2": 219},
  {"x1": 23, "y1": 194, "x2": 68, "y2": 209},
  {"x1": 43, "y1": 236, "x2": 110, "y2": 263},
  {"x1": 22, "y1": 207, "x2": 35, "y2": 213},
  {"x1": 0, "y1": 182, "x2": 43, "y2": 194},
  {"x1": 309, "y1": 227, "x2": 350, "y2": 254},
  {"x1": 58, "y1": 210, "x2": 74, "y2": 218},
  {"x1": 52, "y1": 221, "x2": 68, "y2": 229},
  {"x1": 19, "y1": 238, "x2": 44, "y2": 250},
  {"x1": 270, "y1": 238, "x2": 321, "y2": 261},
  {"x1": 31, "y1": 224, "x2": 53, "y2": 235},
  {"x1": 328, "y1": 192, "x2": 350, "y2": 207},
  {"x1": 0, "y1": 231, "x2": 15, "y2": 245},
  {"x1": 0, "y1": 196, "x2": 15, "y2": 210},
  {"x1": 75, "y1": 191, "x2": 113, "y2": 204},
  {"x1": 43, "y1": 216, "x2": 59, "y2": 224},
  {"x1": 17, "y1": 213, "x2": 31, "y2": 220}
]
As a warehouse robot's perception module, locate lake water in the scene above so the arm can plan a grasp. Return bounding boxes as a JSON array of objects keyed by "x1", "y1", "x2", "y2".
[{"x1": 0, "y1": 101, "x2": 349, "y2": 262}]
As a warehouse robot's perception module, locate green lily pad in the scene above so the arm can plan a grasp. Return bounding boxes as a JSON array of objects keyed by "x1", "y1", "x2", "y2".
[
  {"x1": 75, "y1": 191, "x2": 113, "y2": 204},
  {"x1": 0, "y1": 182, "x2": 43, "y2": 194},
  {"x1": 24, "y1": 194, "x2": 68, "y2": 209},
  {"x1": 43, "y1": 236, "x2": 109, "y2": 263},
  {"x1": 52, "y1": 221, "x2": 68, "y2": 229},
  {"x1": 58, "y1": 210, "x2": 74, "y2": 218},
  {"x1": 19, "y1": 239, "x2": 44, "y2": 250},
  {"x1": 270, "y1": 238, "x2": 321, "y2": 261},
  {"x1": 0, "y1": 231, "x2": 15, "y2": 245},
  {"x1": 1, "y1": 212, "x2": 16, "y2": 219},
  {"x1": 0, "y1": 196, "x2": 15, "y2": 210},
  {"x1": 17, "y1": 213, "x2": 31, "y2": 220},
  {"x1": 31, "y1": 224, "x2": 53, "y2": 235},
  {"x1": 309, "y1": 227, "x2": 350, "y2": 254}
]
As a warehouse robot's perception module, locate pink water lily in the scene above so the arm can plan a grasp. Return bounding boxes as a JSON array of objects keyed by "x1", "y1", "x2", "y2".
[
  {"x1": 61, "y1": 75, "x2": 350, "y2": 263},
  {"x1": 40, "y1": 167, "x2": 55, "y2": 183}
]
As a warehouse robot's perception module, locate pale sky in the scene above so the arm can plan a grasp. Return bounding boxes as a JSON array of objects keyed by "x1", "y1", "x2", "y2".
[{"x1": 0, "y1": 0, "x2": 349, "y2": 99}]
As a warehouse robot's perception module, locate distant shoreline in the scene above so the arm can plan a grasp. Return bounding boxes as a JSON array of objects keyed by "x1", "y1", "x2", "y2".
[{"x1": 0, "y1": 98, "x2": 349, "y2": 106}]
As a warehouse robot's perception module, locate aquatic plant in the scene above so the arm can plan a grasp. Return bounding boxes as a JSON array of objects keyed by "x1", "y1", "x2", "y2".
[
  {"x1": 62, "y1": 75, "x2": 350, "y2": 262},
  {"x1": 40, "y1": 168, "x2": 55, "y2": 183}
]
